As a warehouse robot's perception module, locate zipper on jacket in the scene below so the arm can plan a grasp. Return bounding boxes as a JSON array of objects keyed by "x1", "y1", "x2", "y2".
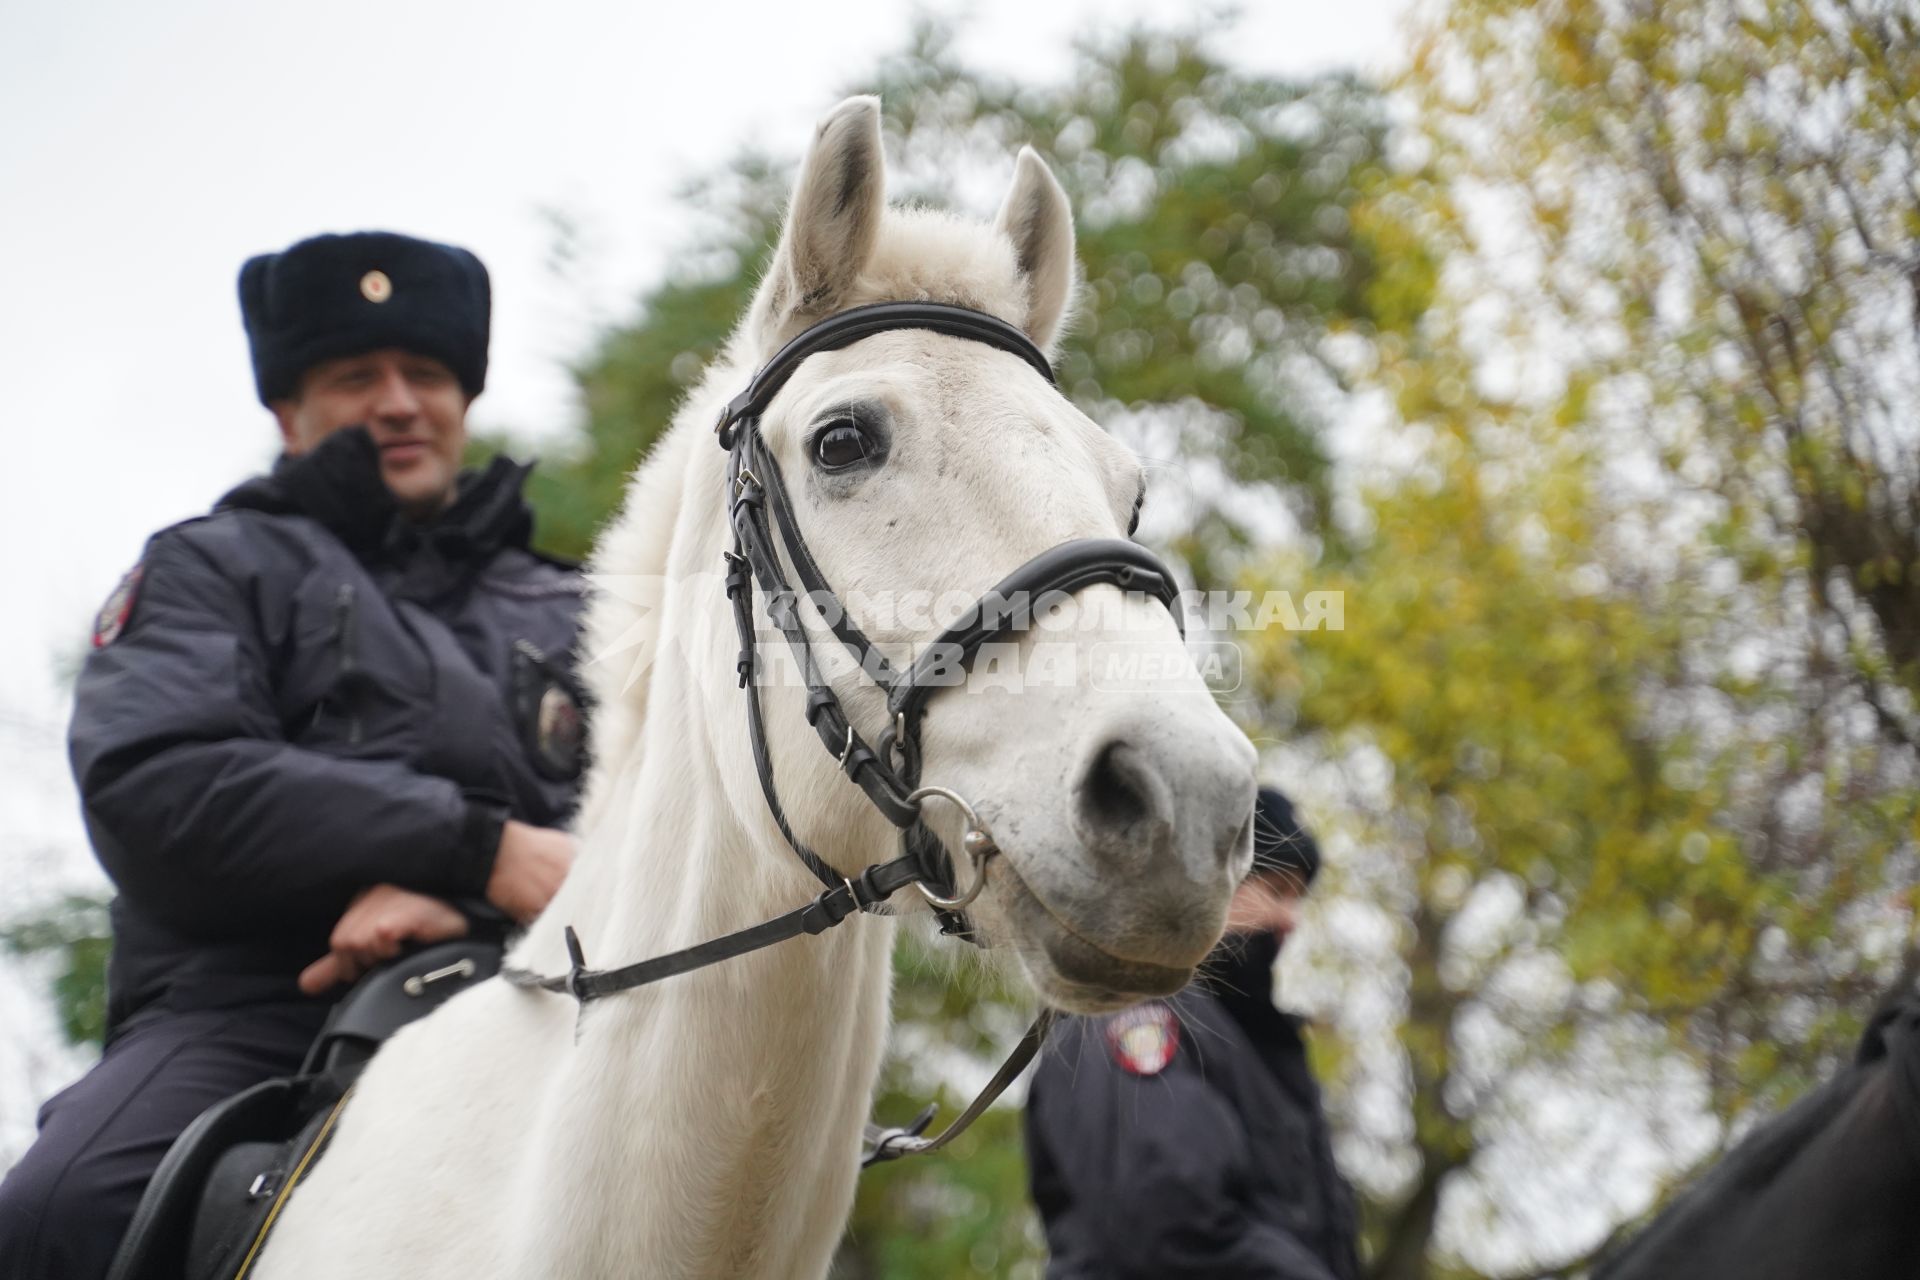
[{"x1": 332, "y1": 583, "x2": 363, "y2": 745}]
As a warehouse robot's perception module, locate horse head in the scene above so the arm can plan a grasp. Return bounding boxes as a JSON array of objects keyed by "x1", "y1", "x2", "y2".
[{"x1": 704, "y1": 96, "x2": 1258, "y2": 1013}]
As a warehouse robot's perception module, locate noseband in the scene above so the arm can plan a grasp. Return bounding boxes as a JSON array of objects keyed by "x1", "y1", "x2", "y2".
[{"x1": 506, "y1": 301, "x2": 1185, "y2": 1164}]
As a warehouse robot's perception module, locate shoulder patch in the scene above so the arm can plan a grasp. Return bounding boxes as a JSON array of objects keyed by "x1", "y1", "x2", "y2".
[
  {"x1": 92, "y1": 565, "x2": 145, "y2": 647},
  {"x1": 1106, "y1": 1002, "x2": 1180, "y2": 1076},
  {"x1": 512, "y1": 639, "x2": 589, "y2": 780}
]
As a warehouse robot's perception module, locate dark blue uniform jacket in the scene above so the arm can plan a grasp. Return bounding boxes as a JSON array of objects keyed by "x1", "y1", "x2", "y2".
[
  {"x1": 1025, "y1": 933, "x2": 1362, "y2": 1279},
  {"x1": 68, "y1": 428, "x2": 587, "y2": 1032}
]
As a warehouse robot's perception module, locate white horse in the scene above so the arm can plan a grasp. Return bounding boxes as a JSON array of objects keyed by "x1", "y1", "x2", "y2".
[{"x1": 257, "y1": 96, "x2": 1256, "y2": 1280}]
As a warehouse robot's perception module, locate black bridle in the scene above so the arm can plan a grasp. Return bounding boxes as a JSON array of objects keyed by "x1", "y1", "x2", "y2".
[
  {"x1": 505, "y1": 302, "x2": 1184, "y2": 1165},
  {"x1": 721, "y1": 302, "x2": 1183, "y2": 933}
]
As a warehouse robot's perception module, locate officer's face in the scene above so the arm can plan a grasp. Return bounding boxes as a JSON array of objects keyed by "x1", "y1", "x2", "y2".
[
  {"x1": 272, "y1": 348, "x2": 470, "y2": 518},
  {"x1": 1224, "y1": 872, "x2": 1302, "y2": 941}
]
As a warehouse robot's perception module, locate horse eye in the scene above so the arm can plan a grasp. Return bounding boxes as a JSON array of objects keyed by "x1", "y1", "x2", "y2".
[{"x1": 811, "y1": 420, "x2": 873, "y2": 472}]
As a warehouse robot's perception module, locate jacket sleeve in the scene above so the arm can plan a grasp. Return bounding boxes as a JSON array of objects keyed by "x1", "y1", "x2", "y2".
[
  {"x1": 69, "y1": 528, "x2": 508, "y2": 939},
  {"x1": 1027, "y1": 1020, "x2": 1341, "y2": 1280}
]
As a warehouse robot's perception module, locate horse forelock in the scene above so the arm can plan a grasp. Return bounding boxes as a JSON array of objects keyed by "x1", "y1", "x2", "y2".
[{"x1": 738, "y1": 204, "x2": 1058, "y2": 360}]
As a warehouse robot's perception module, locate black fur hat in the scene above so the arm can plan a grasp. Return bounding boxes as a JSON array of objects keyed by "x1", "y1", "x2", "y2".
[
  {"x1": 1252, "y1": 786, "x2": 1321, "y2": 889},
  {"x1": 238, "y1": 231, "x2": 490, "y2": 404}
]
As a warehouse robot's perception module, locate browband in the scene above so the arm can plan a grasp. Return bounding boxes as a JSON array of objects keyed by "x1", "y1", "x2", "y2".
[{"x1": 717, "y1": 302, "x2": 1057, "y2": 447}]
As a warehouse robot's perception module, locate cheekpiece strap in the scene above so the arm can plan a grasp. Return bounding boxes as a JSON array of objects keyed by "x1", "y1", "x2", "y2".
[{"x1": 729, "y1": 435, "x2": 923, "y2": 834}]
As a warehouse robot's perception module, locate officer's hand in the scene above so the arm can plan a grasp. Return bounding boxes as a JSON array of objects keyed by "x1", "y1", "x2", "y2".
[
  {"x1": 298, "y1": 884, "x2": 470, "y2": 995},
  {"x1": 486, "y1": 820, "x2": 574, "y2": 923}
]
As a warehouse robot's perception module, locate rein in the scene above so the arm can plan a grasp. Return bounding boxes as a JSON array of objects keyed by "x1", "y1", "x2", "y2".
[{"x1": 504, "y1": 302, "x2": 1184, "y2": 1168}]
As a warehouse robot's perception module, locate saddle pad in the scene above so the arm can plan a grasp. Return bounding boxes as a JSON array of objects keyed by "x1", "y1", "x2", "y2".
[
  {"x1": 103, "y1": 1075, "x2": 350, "y2": 1280},
  {"x1": 207, "y1": 1087, "x2": 352, "y2": 1280}
]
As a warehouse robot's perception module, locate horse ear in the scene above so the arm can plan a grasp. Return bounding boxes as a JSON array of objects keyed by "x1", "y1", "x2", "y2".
[
  {"x1": 751, "y1": 96, "x2": 886, "y2": 344},
  {"x1": 994, "y1": 147, "x2": 1076, "y2": 351}
]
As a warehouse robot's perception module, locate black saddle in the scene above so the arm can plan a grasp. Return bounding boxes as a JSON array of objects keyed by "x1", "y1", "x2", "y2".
[{"x1": 104, "y1": 939, "x2": 502, "y2": 1280}]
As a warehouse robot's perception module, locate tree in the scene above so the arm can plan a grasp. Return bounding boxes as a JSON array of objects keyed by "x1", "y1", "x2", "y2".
[
  {"x1": 1240, "y1": 1, "x2": 1919, "y2": 1274},
  {"x1": 861, "y1": 23, "x2": 1422, "y2": 584},
  {"x1": 537, "y1": 21, "x2": 1416, "y2": 577},
  {"x1": 1, "y1": 894, "x2": 110, "y2": 1049},
  {"x1": 1415, "y1": 0, "x2": 1920, "y2": 730}
]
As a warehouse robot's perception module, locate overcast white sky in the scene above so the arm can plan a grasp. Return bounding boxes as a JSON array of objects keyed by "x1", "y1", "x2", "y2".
[
  {"x1": 0, "y1": 0, "x2": 1413, "y2": 812},
  {"x1": 0, "y1": 0, "x2": 1411, "y2": 1151}
]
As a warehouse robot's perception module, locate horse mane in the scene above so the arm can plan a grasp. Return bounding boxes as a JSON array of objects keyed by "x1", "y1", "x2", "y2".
[{"x1": 566, "y1": 419, "x2": 693, "y2": 843}]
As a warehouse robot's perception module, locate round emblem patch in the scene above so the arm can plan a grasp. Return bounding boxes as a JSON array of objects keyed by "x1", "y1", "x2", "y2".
[
  {"x1": 360, "y1": 269, "x2": 393, "y2": 303},
  {"x1": 92, "y1": 565, "x2": 144, "y2": 648},
  {"x1": 512, "y1": 640, "x2": 588, "y2": 781},
  {"x1": 536, "y1": 684, "x2": 585, "y2": 778},
  {"x1": 1105, "y1": 1002, "x2": 1180, "y2": 1076}
]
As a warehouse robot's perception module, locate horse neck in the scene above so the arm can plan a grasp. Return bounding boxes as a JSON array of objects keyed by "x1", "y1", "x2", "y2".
[
  {"x1": 548, "y1": 357, "x2": 894, "y2": 954},
  {"x1": 526, "y1": 401, "x2": 834, "y2": 962},
  {"x1": 506, "y1": 415, "x2": 898, "y2": 1271}
]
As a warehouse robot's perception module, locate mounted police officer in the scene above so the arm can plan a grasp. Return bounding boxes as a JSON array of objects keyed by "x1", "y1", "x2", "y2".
[
  {"x1": 0, "y1": 231, "x2": 589, "y2": 1280},
  {"x1": 1025, "y1": 786, "x2": 1362, "y2": 1279}
]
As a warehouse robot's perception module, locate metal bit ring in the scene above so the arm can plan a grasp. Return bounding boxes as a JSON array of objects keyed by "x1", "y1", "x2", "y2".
[{"x1": 906, "y1": 785, "x2": 999, "y2": 911}]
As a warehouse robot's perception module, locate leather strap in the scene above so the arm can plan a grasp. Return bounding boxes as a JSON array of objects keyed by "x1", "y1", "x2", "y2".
[
  {"x1": 717, "y1": 302, "x2": 1056, "y2": 447},
  {"x1": 498, "y1": 866, "x2": 1054, "y2": 1171},
  {"x1": 729, "y1": 444, "x2": 922, "y2": 840},
  {"x1": 861, "y1": 1009, "x2": 1060, "y2": 1167},
  {"x1": 499, "y1": 858, "x2": 925, "y2": 1002},
  {"x1": 885, "y1": 537, "x2": 1185, "y2": 745},
  {"x1": 755, "y1": 430, "x2": 901, "y2": 686}
]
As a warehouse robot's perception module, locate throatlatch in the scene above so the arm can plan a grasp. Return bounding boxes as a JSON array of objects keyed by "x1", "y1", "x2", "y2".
[{"x1": 505, "y1": 301, "x2": 1187, "y2": 1168}]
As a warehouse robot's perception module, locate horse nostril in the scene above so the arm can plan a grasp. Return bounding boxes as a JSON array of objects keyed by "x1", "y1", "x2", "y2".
[
  {"x1": 1074, "y1": 740, "x2": 1172, "y2": 860},
  {"x1": 1085, "y1": 742, "x2": 1148, "y2": 825}
]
